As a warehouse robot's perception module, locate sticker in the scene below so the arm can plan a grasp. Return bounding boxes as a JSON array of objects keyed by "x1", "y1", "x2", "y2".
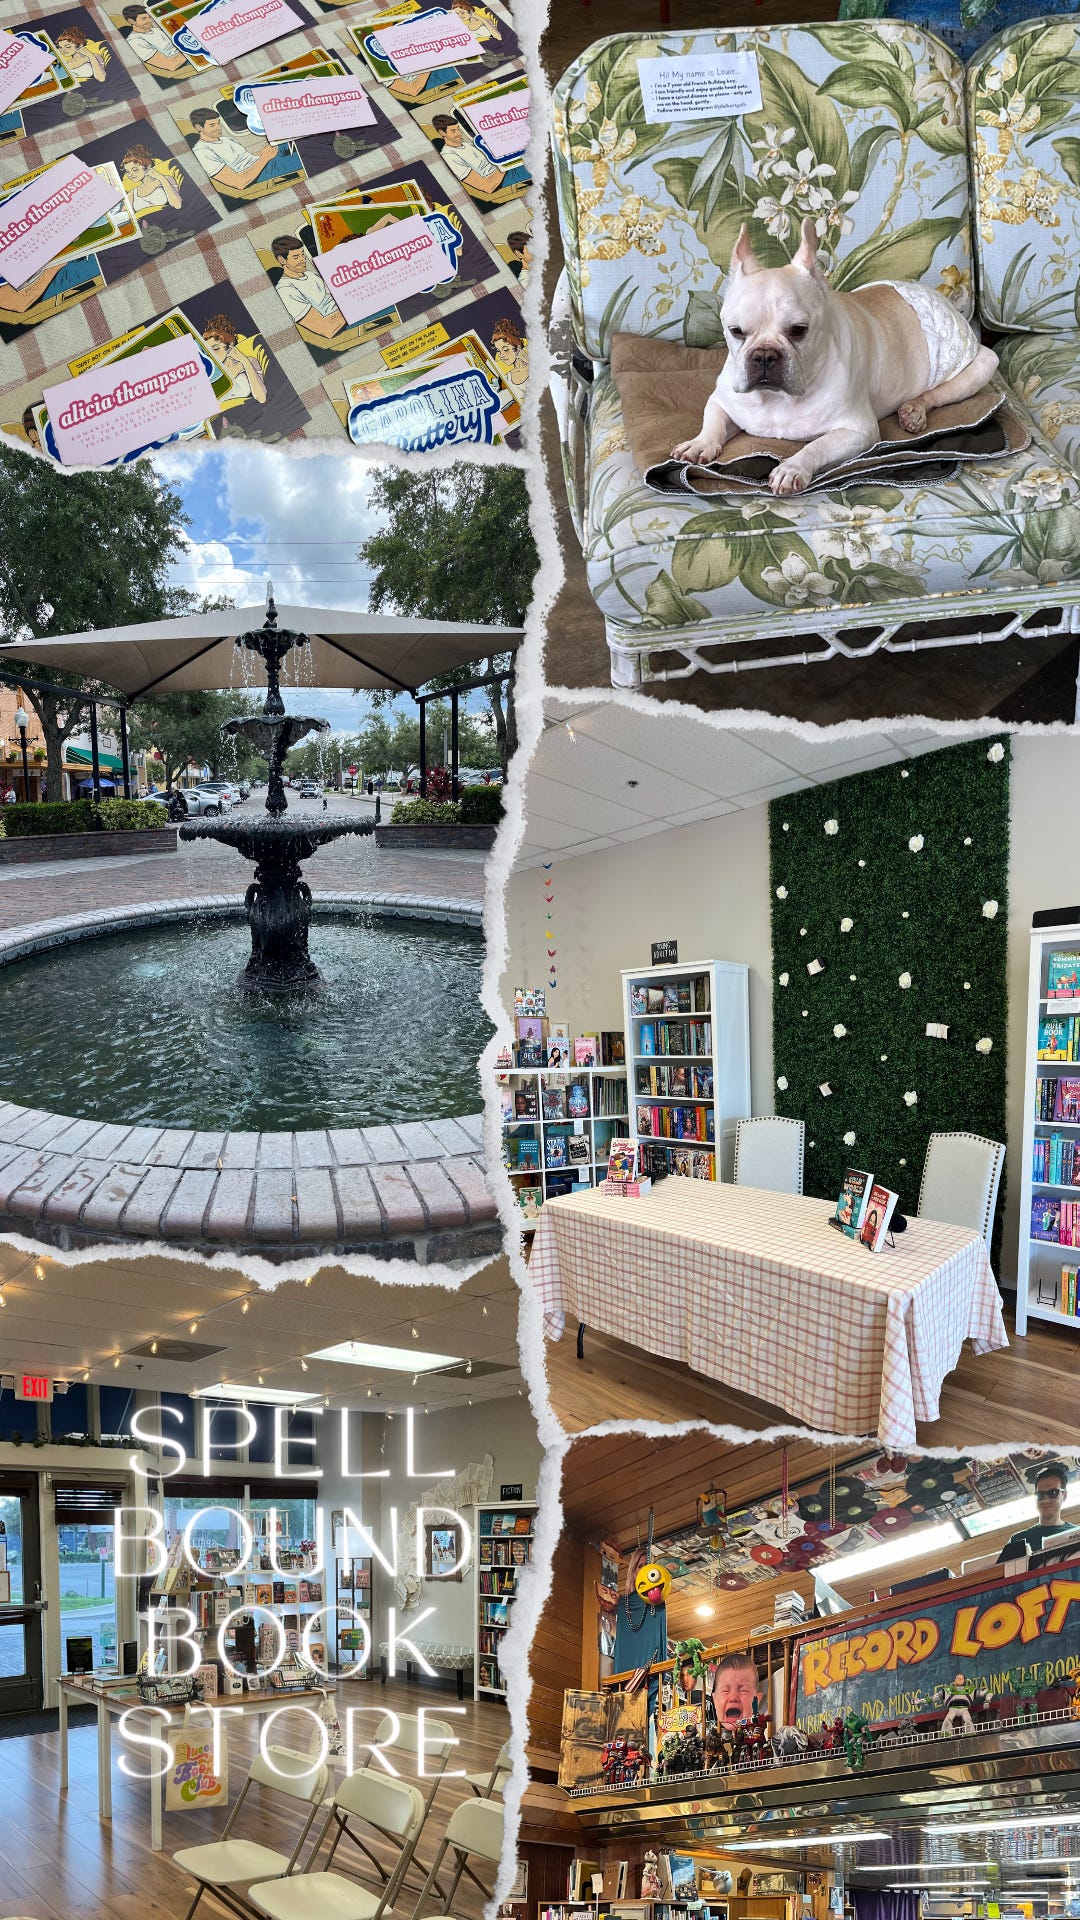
[
  {"x1": 369, "y1": 8, "x2": 482, "y2": 76},
  {"x1": 44, "y1": 334, "x2": 219, "y2": 464},
  {"x1": 0, "y1": 28, "x2": 52, "y2": 113},
  {"x1": 187, "y1": 0, "x2": 304, "y2": 64},
  {"x1": 315, "y1": 209, "x2": 452, "y2": 323},
  {"x1": 637, "y1": 52, "x2": 762, "y2": 124},
  {"x1": 465, "y1": 82, "x2": 528, "y2": 161},
  {"x1": 346, "y1": 349, "x2": 502, "y2": 450},
  {"x1": 0, "y1": 151, "x2": 120, "y2": 286},
  {"x1": 251, "y1": 74, "x2": 376, "y2": 141}
]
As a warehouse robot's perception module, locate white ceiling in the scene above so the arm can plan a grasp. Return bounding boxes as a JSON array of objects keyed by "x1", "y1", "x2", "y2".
[
  {"x1": 513, "y1": 699, "x2": 981, "y2": 867},
  {"x1": 0, "y1": 1250, "x2": 522, "y2": 1413}
]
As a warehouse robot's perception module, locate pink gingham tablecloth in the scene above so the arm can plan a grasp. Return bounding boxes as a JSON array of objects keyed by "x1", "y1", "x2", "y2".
[{"x1": 529, "y1": 1180, "x2": 1007, "y2": 1445}]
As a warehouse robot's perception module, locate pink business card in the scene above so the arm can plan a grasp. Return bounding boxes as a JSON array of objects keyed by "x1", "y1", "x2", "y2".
[
  {"x1": 0, "y1": 152, "x2": 122, "y2": 289},
  {"x1": 315, "y1": 210, "x2": 452, "y2": 325},
  {"x1": 468, "y1": 88, "x2": 529, "y2": 161},
  {"x1": 43, "y1": 336, "x2": 220, "y2": 467},
  {"x1": 0, "y1": 27, "x2": 53, "y2": 115},
  {"x1": 187, "y1": 0, "x2": 304, "y2": 66},
  {"x1": 371, "y1": 9, "x2": 482, "y2": 77},
  {"x1": 251, "y1": 73, "x2": 377, "y2": 143}
]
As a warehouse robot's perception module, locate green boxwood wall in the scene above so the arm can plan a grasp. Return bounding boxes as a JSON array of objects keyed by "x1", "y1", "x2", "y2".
[{"x1": 769, "y1": 738, "x2": 1010, "y2": 1229}]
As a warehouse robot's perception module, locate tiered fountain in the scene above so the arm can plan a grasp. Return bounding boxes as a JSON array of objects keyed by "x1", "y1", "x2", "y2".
[{"x1": 179, "y1": 591, "x2": 374, "y2": 993}]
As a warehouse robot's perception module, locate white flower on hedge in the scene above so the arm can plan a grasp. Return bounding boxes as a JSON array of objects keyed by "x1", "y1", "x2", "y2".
[
  {"x1": 779, "y1": 971, "x2": 790, "y2": 986},
  {"x1": 776, "y1": 1075, "x2": 788, "y2": 1090},
  {"x1": 904, "y1": 1090, "x2": 918, "y2": 1107},
  {"x1": 843, "y1": 1130, "x2": 856, "y2": 1145},
  {"x1": 776, "y1": 885, "x2": 788, "y2": 899},
  {"x1": 983, "y1": 900, "x2": 999, "y2": 919},
  {"x1": 976, "y1": 1036, "x2": 994, "y2": 1054},
  {"x1": 840, "y1": 916, "x2": 853, "y2": 932},
  {"x1": 908, "y1": 834, "x2": 924, "y2": 852},
  {"x1": 988, "y1": 743, "x2": 1004, "y2": 762},
  {"x1": 899, "y1": 971, "x2": 912, "y2": 989},
  {"x1": 824, "y1": 818, "x2": 839, "y2": 836},
  {"x1": 833, "y1": 1023, "x2": 847, "y2": 1038},
  {"x1": 858, "y1": 859, "x2": 866, "y2": 868}
]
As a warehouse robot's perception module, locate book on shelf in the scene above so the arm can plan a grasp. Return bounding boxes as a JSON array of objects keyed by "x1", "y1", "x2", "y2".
[
  {"x1": 573, "y1": 1034, "x2": 599, "y2": 1066},
  {"x1": 542, "y1": 1086, "x2": 568, "y2": 1121},
  {"x1": 516, "y1": 1038, "x2": 544, "y2": 1069},
  {"x1": 594, "y1": 1077, "x2": 628, "y2": 1117},
  {"x1": 606, "y1": 1139, "x2": 637, "y2": 1183},
  {"x1": 569, "y1": 1861, "x2": 604, "y2": 1902},
  {"x1": 1039, "y1": 1015, "x2": 1080, "y2": 1061},
  {"x1": 516, "y1": 1015, "x2": 545, "y2": 1044},
  {"x1": 1038, "y1": 1075, "x2": 1080, "y2": 1122},
  {"x1": 835, "y1": 1167, "x2": 873, "y2": 1237},
  {"x1": 635, "y1": 1062, "x2": 713, "y2": 1099},
  {"x1": 859, "y1": 1183, "x2": 898, "y2": 1252},
  {"x1": 514, "y1": 1185, "x2": 543, "y2": 1221},
  {"x1": 1033, "y1": 1134, "x2": 1080, "y2": 1184},
  {"x1": 1060, "y1": 1264, "x2": 1080, "y2": 1315},
  {"x1": 635, "y1": 1104, "x2": 713, "y2": 1142},
  {"x1": 1032, "y1": 1195, "x2": 1080, "y2": 1245},
  {"x1": 545, "y1": 1134, "x2": 569, "y2": 1170},
  {"x1": 600, "y1": 1030, "x2": 625, "y2": 1065},
  {"x1": 1048, "y1": 951, "x2": 1080, "y2": 998},
  {"x1": 567, "y1": 1081, "x2": 589, "y2": 1119},
  {"x1": 547, "y1": 1033, "x2": 571, "y2": 1069},
  {"x1": 514, "y1": 1085, "x2": 539, "y2": 1120},
  {"x1": 670, "y1": 1146, "x2": 714, "y2": 1179},
  {"x1": 515, "y1": 1138, "x2": 540, "y2": 1171},
  {"x1": 568, "y1": 1136, "x2": 590, "y2": 1166}
]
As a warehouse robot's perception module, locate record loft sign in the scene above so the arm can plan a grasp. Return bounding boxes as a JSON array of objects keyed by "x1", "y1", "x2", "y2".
[{"x1": 791, "y1": 1556, "x2": 1080, "y2": 1731}]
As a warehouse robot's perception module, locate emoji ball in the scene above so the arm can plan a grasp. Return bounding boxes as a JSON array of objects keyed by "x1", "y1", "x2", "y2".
[{"x1": 635, "y1": 1562, "x2": 672, "y2": 1605}]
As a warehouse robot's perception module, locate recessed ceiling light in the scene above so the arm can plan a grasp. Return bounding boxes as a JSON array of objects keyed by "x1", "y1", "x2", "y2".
[
  {"x1": 695, "y1": 1605, "x2": 715, "y2": 1619},
  {"x1": 191, "y1": 1382, "x2": 321, "y2": 1406},
  {"x1": 726, "y1": 1833, "x2": 890, "y2": 1852},
  {"x1": 307, "y1": 1339, "x2": 463, "y2": 1373}
]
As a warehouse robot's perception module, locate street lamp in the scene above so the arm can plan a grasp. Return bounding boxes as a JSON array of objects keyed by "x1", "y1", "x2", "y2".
[{"x1": 11, "y1": 705, "x2": 30, "y2": 802}]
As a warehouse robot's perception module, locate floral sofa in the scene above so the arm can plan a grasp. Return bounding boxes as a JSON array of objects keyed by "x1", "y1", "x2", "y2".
[{"x1": 549, "y1": 18, "x2": 1080, "y2": 692}]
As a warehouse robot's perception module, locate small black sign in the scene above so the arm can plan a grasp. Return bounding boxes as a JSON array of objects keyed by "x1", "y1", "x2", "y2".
[
  {"x1": 651, "y1": 940, "x2": 678, "y2": 966},
  {"x1": 500, "y1": 1483, "x2": 523, "y2": 1501}
]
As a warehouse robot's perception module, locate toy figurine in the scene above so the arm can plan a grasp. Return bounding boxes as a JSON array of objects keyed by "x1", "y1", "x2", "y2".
[
  {"x1": 641, "y1": 1853, "x2": 663, "y2": 1901},
  {"x1": 601, "y1": 1736, "x2": 644, "y2": 1786},
  {"x1": 704, "y1": 1725, "x2": 725, "y2": 1771},
  {"x1": 820, "y1": 1713, "x2": 845, "y2": 1754},
  {"x1": 772, "y1": 1723, "x2": 809, "y2": 1761},
  {"x1": 745, "y1": 1703, "x2": 771, "y2": 1763},
  {"x1": 935, "y1": 1673, "x2": 991, "y2": 1736},
  {"x1": 1010, "y1": 1671, "x2": 1041, "y2": 1722},
  {"x1": 842, "y1": 1708, "x2": 871, "y2": 1771}
]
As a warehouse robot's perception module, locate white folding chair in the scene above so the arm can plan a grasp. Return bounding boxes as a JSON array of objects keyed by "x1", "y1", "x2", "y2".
[
  {"x1": 918, "y1": 1131, "x2": 1005, "y2": 1252},
  {"x1": 173, "y1": 1745, "x2": 329, "y2": 1920},
  {"x1": 356, "y1": 1712, "x2": 458, "y2": 1899},
  {"x1": 464, "y1": 1739, "x2": 512, "y2": 1798},
  {"x1": 733, "y1": 1117, "x2": 805, "y2": 1194},
  {"x1": 409, "y1": 1795, "x2": 504, "y2": 1920},
  {"x1": 248, "y1": 1768, "x2": 426, "y2": 1920}
]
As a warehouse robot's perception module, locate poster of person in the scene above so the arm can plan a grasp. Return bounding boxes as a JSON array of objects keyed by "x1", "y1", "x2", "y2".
[{"x1": 0, "y1": 7, "x2": 138, "y2": 145}]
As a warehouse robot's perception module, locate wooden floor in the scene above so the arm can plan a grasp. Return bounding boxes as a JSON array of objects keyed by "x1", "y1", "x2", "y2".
[
  {"x1": 536, "y1": 0, "x2": 1080, "y2": 724},
  {"x1": 544, "y1": 1301, "x2": 1080, "y2": 1448},
  {"x1": 0, "y1": 1677, "x2": 510, "y2": 1920}
]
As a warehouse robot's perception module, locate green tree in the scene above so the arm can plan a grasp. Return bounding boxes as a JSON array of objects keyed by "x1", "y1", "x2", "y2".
[
  {"x1": 357, "y1": 465, "x2": 535, "y2": 777},
  {"x1": 0, "y1": 451, "x2": 191, "y2": 799},
  {"x1": 127, "y1": 689, "x2": 265, "y2": 787}
]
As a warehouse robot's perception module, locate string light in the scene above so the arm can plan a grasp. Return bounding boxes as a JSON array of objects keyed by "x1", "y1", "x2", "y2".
[
  {"x1": 150, "y1": 1340, "x2": 158, "y2": 1355},
  {"x1": 412, "y1": 1374, "x2": 418, "y2": 1386},
  {"x1": 411, "y1": 1326, "x2": 419, "y2": 1339},
  {"x1": 304, "y1": 1277, "x2": 312, "y2": 1288},
  {"x1": 300, "y1": 1358, "x2": 309, "y2": 1372},
  {"x1": 112, "y1": 1356, "x2": 120, "y2": 1369},
  {"x1": 34, "y1": 1263, "x2": 44, "y2": 1281},
  {"x1": 257, "y1": 1374, "x2": 264, "y2": 1386},
  {"x1": 466, "y1": 1359, "x2": 473, "y2": 1375},
  {"x1": 189, "y1": 1321, "x2": 199, "y2": 1334},
  {"x1": 482, "y1": 1304, "x2": 488, "y2": 1316},
  {"x1": 0, "y1": 1290, "x2": 6, "y2": 1308},
  {"x1": 241, "y1": 1300, "x2": 250, "y2": 1315},
  {"x1": 82, "y1": 1371, "x2": 89, "y2": 1383}
]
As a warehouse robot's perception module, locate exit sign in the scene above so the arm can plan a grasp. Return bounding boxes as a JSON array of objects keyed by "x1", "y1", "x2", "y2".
[{"x1": 15, "y1": 1374, "x2": 52, "y2": 1403}]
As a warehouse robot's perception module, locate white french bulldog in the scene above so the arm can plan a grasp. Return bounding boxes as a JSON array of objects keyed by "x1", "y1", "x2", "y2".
[{"x1": 672, "y1": 217, "x2": 998, "y2": 496}]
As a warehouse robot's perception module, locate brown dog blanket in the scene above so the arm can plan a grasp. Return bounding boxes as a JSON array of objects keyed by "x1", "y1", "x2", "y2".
[{"x1": 610, "y1": 332, "x2": 1030, "y2": 496}]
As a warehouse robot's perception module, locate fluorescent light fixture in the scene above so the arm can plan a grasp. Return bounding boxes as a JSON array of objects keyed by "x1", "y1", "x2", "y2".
[
  {"x1": 863, "y1": 1867, "x2": 993, "y2": 1876},
  {"x1": 725, "y1": 1833, "x2": 890, "y2": 1852},
  {"x1": 191, "y1": 1382, "x2": 322, "y2": 1406},
  {"x1": 925, "y1": 1817, "x2": 1080, "y2": 1837},
  {"x1": 828, "y1": 1520, "x2": 962, "y2": 1584},
  {"x1": 306, "y1": 1339, "x2": 462, "y2": 1373},
  {"x1": 962, "y1": 1484, "x2": 1080, "y2": 1540}
]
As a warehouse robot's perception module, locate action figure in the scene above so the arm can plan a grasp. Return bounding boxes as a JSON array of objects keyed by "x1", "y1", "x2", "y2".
[
  {"x1": 842, "y1": 1707, "x2": 871, "y2": 1771},
  {"x1": 820, "y1": 1713, "x2": 845, "y2": 1754},
  {"x1": 935, "y1": 1673, "x2": 990, "y2": 1737},
  {"x1": 745, "y1": 1703, "x2": 771, "y2": 1763}
]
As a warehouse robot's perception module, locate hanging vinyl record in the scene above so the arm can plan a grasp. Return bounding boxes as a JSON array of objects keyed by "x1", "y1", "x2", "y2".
[
  {"x1": 751, "y1": 1543, "x2": 785, "y2": 1567},
  {"x1": 869, "y1": 1508, "x2": 914, "y2": 1538},
  {"x1": 796, "y1": 1489, "x2": 831, "y2": 1524},
  {"x1": 718, "y1": 1573, "x2": 748, "y2": 1591}
]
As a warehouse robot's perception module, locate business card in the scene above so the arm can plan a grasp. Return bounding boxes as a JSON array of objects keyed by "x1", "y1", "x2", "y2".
[
  {"x1": 371, "y1": 8, "x2": 482, "y2": 77},
  {"x1": 0, "y1": 28, "x2": 52, "y2": 115},
  {"x1": 0, "y1": 153, "x2": 122, "y2": 288},
  {"x1": 44, "y1": 335, "x2": 220, "y2": 465},
  {"x1": 187, "y1": 0, "x2": 304, "y2": 66},
  {"x1": 315, "y1": 209, "x2": 450, "y2": 324},
  {"x1": 468, "y1": 85, "x2": 529, "y2": 161},
  {"x1": 250, "y1": 73, "x2": 376, "y2": 142}
]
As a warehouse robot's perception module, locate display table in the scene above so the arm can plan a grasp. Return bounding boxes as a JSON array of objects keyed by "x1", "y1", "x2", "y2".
[
  {"x1": 57, "y1": 1677, "x2": 327, "y2": 1852},
  {"x1": 530, "y1": 1179, "x2": 1007, "y2": 1444}
]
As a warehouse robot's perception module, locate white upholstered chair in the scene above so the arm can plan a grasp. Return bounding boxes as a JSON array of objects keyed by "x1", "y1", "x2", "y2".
[
  {"x1": 733, "y1": 1117, "x2": 805, "y2": 1195},
  {"x1": 917, "y1": 1132, "x2": 1005, "y2": 1251}
]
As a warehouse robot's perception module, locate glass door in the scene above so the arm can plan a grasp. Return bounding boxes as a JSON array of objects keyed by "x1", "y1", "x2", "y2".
[{"x1": 0, "y1": 1478, "x2": 44, "y2": 1714}]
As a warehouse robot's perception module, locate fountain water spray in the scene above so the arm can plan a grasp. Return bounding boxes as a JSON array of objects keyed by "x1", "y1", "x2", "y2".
[{"x1": 179, "y1": 587, "x2": 374, "y2": 994}]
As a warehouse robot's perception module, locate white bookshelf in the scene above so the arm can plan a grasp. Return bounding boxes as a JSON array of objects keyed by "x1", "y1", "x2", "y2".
[
  {"x1": 621, "y1": 959, "x2": 750, "y2": 1181},
  {"x1": 499, "y1": 1061, "x2": 629, "y2": 1234},
  {"x1": 1017, "y1": 911, "x2": 1080, "y2": 1334},
  {"x1": 473, "y1": 1499, "x2": 536, "y2": 1700}
]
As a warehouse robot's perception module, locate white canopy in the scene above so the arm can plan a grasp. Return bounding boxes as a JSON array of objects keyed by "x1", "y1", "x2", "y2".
[{"x1": 0, "y1": 602, "x2": 522, "y2": 698}]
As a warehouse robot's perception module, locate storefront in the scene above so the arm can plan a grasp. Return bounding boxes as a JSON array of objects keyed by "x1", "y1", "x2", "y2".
[{"x1": 519, "y1": 1432, "x2": 1080, "y2": 1920}]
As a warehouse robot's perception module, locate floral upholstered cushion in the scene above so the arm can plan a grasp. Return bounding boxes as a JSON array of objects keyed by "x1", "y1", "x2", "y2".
[
  {"x1": 551, "y1": 22, "x2": 974, "y2": 363},
  {"x1": 967, "y1": 19, "x2": 1080, "y2": 329},
  {"x1": 583, "y1": 365, "x2": 1080, "y2": 629},
  {"x1": 998, "y1": 332, "x2": 1080, "y2": 467}
]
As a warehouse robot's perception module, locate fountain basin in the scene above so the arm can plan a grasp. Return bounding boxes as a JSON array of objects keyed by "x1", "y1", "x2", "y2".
[{"x1": 0, "y1": 897, "x2": 498, "y2": 1263}]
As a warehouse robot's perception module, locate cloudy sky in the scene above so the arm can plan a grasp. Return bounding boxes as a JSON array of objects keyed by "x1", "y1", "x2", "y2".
[{"x1": 149, "y1": 444, "x2": 401, "y2": 735}]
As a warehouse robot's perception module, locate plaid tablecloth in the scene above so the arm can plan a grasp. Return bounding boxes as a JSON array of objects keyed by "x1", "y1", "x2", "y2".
[
  {"x1": 0, "y1": 0, "x2": 523, "y2": 439},
  {"x1": 530, "y1": 1180, "x2": 1008, "y2": 1446}
]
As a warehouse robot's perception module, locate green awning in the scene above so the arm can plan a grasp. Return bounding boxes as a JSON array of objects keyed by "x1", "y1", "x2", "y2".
[{"x1": 66, "y1": 747, "x2": 125, "y2": 772}]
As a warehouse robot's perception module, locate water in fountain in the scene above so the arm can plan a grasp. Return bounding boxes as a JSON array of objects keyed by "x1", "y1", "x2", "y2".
[{"x1": 178, "y1": 590, "x2": 374, "y2": 995}]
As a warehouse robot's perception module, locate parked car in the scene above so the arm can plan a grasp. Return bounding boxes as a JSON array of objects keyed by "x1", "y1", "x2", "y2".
[
  {"x1": 298, "y1": 779, "x2": 321, "y2": 799},
  {"x1": 199, "y1": 780, "x2": 238, "y2": 809},
  {"x1": 177, "y1": 787, "x2": 226, "y2": 817}
]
